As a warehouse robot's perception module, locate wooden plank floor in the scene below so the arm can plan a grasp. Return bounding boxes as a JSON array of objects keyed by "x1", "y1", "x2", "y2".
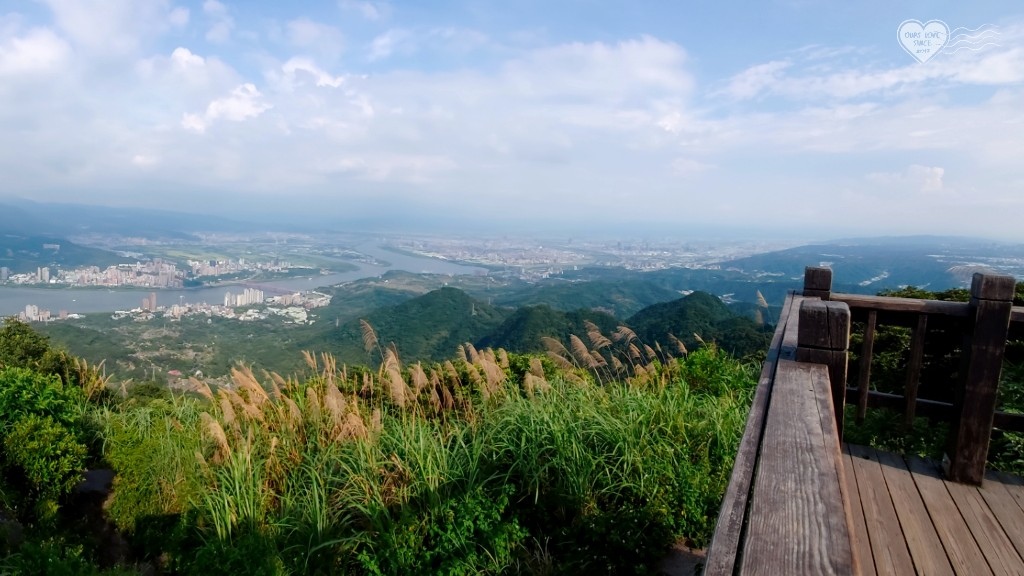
[{"x1": 844, "y1": 444, "x2": 1024, "y2": 575}]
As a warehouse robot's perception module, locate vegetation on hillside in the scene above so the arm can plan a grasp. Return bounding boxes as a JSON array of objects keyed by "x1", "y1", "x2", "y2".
[
  {"x1": 627, "y1": 292, "x2": 773, "y2": 360},
  {"x1": 41, "y1": 286, "x2": 771, "y2": 383},
  {"x1": 0, "y1": 234, "x2": 128, "y2": 275},
  {"x1": 1, "y1": 317, "x2": 758, "y2": 574}
]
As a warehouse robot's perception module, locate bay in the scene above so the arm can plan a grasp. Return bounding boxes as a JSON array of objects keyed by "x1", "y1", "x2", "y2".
[{"x1": 0, "y1": 245, "x2": 486, "y2": 316}]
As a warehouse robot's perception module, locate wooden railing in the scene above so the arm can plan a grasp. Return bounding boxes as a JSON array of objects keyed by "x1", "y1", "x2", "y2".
[
  {"x1": 705, "y1": 266, "x2": 1022, "y2": 574},
  {"x1": 806, "y1": 266, "x2": 1024, "y2": 484},
  {"x1": 706, "y1": 291, "x2": 856, "y2": 575}
]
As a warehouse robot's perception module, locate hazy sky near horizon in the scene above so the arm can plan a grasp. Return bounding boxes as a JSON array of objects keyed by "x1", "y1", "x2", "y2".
[{"x1": 2, "y1": 1, "x2": 1024, "y2": 239}]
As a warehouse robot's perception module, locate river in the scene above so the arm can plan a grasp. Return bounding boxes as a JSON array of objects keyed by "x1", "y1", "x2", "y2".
[{"x1": 0, "y1": 245, "x2": 487, "y2": 316}]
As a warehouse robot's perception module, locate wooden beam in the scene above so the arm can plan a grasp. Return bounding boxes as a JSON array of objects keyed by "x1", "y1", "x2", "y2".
[
  {"x1": 903, "y1": 314, "x2": 928, "y2": 430},
  {"x1": 945, "y1": 273, "x2": 1015, "y2": 485},
  {"x1": 856, "y1": 310, "x2": 876, "y2": 423},
  {"x1": 832, "y1": 293, "x2": 970, "y2": 318},
  {"x1": 796, "y1": 299, "x2": 851, "y2": 438},
  {"x1": 843, "y1": 388, "x2": 1024, "y2": 432}
]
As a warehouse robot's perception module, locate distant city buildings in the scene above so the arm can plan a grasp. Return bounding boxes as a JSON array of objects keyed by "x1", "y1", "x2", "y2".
[
  {"x1": 0, "y1": 257, "x2": 310, "y2": 289},
  {"x1": 224, "y1": 288, "x2": 264, "y2": 308},
  {"x1": 105, "y1": 290, "x2": 329, "y2": 325},
  {"x1": 19, "y1": 304, "x2": 51, "y2": 322}
]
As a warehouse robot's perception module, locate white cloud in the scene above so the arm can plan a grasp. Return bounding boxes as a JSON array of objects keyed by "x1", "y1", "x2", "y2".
[
  {"x1": 131, "y1": 153, "x2": 159, "y2": 166},
  {"x1": 41, "y1": 0, "x2": 188, "y2": 55},
  {"x1": 721, "y1": 60, "x2": 791, "y2": 100},
  {"x1": 721, "y1": 27, "x2": 1024, "y2": 103},
  {"x1": 183, "y1": 83, "x2": 272, "y2": 133},
  {"x1": 279, "y1": 57, "x2": 345, "y2": 88},
  {"x1": 170, "y1": 46, "x2": 204, "y2": 70},
  {"x1": 339, "y1": 0, "x2": 389, "y2": 21},
  {"x1": 203, "y1": 0, "x2": 234, "y2": 43},
  {"x1": 5, "y1": 1, "x2": 1024, "y2": 239},
  {"x1": 866, "y1": 164, "x2": 947, "y2": 196},
  {"x1": 368, "y1": 28, "x2": 411, "y2": 61},
  {"x1": 286, "y1": 18, "x2": 344, "y2": 63},
  {"x1": 0, "y1": 27, "x2": 70, "y2": 75},
  {"x1": 169, "y1": 7, "x2": 189, "y2": 27}
]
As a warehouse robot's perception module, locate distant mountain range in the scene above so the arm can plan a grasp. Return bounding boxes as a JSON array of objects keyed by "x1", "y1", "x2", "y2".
[
  {"x1": 0, "y1": 199, "x2": 256, "y2": 239},
  {"x1": 0, "y1": 233, "x2": 128, "y2": 274},
  {"x1": 719, "y1": 235, "x2": 1024, "y2": 292}
]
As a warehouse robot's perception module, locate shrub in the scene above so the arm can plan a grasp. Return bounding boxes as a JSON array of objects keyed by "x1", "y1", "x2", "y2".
[
  {"x1": 0, "y1": 367, "x2": 86, "y2": 431},
  {"x1": 4, "y1": 415, "x2": 88, "y2": 503}
]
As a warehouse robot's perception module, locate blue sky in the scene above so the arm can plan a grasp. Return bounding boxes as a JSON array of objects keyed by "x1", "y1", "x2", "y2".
[{"x1": 2, "y1": 1, "x2": 1023, "y2": 240}]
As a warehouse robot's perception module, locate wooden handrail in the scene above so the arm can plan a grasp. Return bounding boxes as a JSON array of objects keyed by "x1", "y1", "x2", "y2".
[
  {"x1": 832, "y1": 293, "x2": 970, "y2": 317},
  {"x1": 706, "y1": 294, "x2": 857, "y2": 575},
  {"x1": 801, "y1": 266, "x2": 1017, "y2": 485},
  {"x1": 705, "y1": 293, "x2": 797, "y2": 576}
]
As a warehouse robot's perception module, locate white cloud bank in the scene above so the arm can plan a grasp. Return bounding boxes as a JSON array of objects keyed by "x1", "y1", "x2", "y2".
[{"x1": 1, "y1": 4, "x2": 1024, "y2": 238}]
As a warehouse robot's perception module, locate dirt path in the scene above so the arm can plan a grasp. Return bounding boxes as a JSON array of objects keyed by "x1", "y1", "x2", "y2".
[{"x1": 658, "y1": 541, "x2": 705, "y2": 576}]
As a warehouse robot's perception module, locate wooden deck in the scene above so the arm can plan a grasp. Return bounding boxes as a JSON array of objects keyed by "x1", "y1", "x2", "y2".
[
  {"x1": 706, "y1": 266, "x2": 1024, "y2": 575},
  {"x1": 844, "y1": 444, "x2": 1024, "y2": 576}
]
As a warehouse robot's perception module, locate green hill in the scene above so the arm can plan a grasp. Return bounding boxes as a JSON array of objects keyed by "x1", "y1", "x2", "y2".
[
  {"x1": 0, "y1": 233, "x2": 128, "y2": 274},
  {"x1": 477, "y1": 305, "x2": 619, "y2": 353},
  {"x1": 627, "y1": 291, "x2": 771, "y2": 357},
  {"x1": 497, "y1": 279, "x2": 681, "y2": 317},
  {"x1": 312, "y1": 287, "x2": 509, "y2": 364}
]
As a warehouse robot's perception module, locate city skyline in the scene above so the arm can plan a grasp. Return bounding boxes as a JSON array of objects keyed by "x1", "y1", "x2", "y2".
[{"x1": 2, "y1": 2, "x2": 1024, "y2": 239}]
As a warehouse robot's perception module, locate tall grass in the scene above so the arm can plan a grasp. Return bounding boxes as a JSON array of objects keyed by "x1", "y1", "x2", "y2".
[{"x1": 92, "y1": 332, "x2": 756, "y2": 575}]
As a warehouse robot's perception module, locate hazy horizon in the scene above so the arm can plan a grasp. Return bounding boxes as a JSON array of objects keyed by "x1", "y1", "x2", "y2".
[{"x1": 2, "y1": 2, "x2": 1024, "y2": 240}]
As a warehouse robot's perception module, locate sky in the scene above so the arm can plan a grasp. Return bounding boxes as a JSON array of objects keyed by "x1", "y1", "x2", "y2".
[{"x1": 1, "y1": 1, "x2": 1024, "y2": 240}]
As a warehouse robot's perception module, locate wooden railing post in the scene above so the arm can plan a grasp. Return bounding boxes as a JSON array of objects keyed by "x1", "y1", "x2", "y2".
[
  {"x1": 803, "y1": 266, "x2": 832, "y2": 300},
  {"x1": 944, "y1": 273, "x2": 1015, "y2": 485},
  {"x1": 796, "y1": 299, "x2": 851, "y2": 439}
]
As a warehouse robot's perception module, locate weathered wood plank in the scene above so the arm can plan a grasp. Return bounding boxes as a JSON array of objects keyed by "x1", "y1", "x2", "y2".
[
  {"x1": 833, "y1": 293, "x2": 970, "y2": 317},
  {"x1": 779, "y1": 295, "x2": 804, "y2": 360},
  {"x1": 796, "y1": 299, "x2": 850, "y2": 437},
  {"x1": 798, "y1": 299, "x2": 850, "y2": 350},
  {"x1": 945, "y1": 479, "x2": 1024, "y2": 575},
  {"x1": 843, "y1": 448, "x2": 877, "y2": 576},
  {"x1": 903, "y1": 314, "x2": 928, "y2": 429},
  {"x1": 846, "y1": 444, "x2": 915, "y2": 575},
  {"x1": 873, "y1": 448, "x2": 953, "y2": 576},
  {"x1": 906, "y1": 455, "x2": 993, "y2": 575},
  {"x1": 704, "y1": 293, "x2": 797, "y2": 576},
  {"x1": 810, "y1": 355, "x2": 858, "y2": 575},
  {"x1": 804, "y1": 266, "x2": 833, "y2": 300},
  {"x1": 979, "y1": 472, "x2": 1024, "y2": 561},
  {"x1": 741, "y1": 361, "x2": 854, "y2": 576},
  {"x1": 989, "y1": 471, "x2": 1024, "y2": 512},
  {"x1": 856, "y1": 310, "x2": 877, "y2": 423}
]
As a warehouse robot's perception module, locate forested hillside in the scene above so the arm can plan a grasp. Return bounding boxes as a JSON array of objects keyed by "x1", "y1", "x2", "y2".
[{"x1": 40, "y1": 286, "x2": 771, "y2": 382}]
